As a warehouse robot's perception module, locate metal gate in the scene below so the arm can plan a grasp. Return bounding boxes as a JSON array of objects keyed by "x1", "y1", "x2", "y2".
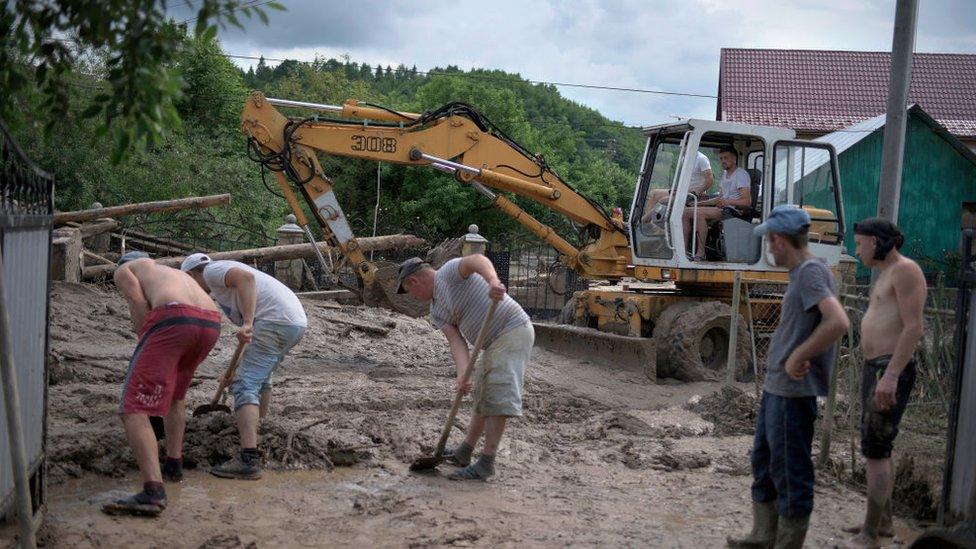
[
  {"x1": 940, "y1": 229, "x2": 976, "y2": 526},
  {"x1": 0, "y1": 117, "x2": 52, "y2": 529}
]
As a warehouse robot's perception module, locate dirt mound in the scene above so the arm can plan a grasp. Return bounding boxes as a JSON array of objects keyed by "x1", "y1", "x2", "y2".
[
  {"x1": 181, "y1": 413, "x2": 372, "y2": 470},
  {"x1": 45, "y1": 280, "x2": 455, "y2": 482},
  {"x1": 686, "y1": 385, "x2": 758, "y2": 436}
]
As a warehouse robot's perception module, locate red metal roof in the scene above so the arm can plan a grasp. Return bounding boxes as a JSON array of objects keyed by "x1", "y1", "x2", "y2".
[{"x1": 718, "y1": 48, "x2": 976, "y2": 138}]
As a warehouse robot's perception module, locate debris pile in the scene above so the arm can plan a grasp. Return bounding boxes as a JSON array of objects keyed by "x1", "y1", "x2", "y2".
[{"x1": 686, "y1": 385, "x2": 758, "y2": 436}]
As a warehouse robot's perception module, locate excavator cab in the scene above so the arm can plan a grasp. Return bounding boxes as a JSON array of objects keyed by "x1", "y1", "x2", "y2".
[{"x1": 628, "y1": 119, "x2": 845, "y2": 281}]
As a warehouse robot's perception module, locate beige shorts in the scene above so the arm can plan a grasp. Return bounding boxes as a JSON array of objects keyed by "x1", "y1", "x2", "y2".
[{"x1": 473, "y1": 323, "x2": 534, "y2": 417}]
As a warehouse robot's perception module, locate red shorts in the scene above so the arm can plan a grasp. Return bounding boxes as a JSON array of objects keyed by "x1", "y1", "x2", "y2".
[{"x1": 118, "y1": 303, "x2": 221, "y2": 415}]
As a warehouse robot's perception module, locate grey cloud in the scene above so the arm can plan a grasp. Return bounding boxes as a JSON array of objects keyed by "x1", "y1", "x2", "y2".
[{"x1": 200, "y1": 0, "x2": 976, "y2": 126}]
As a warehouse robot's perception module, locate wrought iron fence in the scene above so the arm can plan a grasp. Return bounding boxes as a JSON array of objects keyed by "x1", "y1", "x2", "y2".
[{"x1": 489, "y1": 235, "x2": 588, "y2": 321}]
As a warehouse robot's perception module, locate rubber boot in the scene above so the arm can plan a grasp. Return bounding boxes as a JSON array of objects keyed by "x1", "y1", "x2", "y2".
[
  {"x1": 773, "y1": 515, "x2": 809, "y2": 549},
  {"x1": 727, "y1": 501, "x2": 778, "y2": 548}
]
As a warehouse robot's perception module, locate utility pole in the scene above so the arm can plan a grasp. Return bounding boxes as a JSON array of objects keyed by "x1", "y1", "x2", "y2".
[{"x1": 876, "y1": 0, "x2": 919, "y2": 223}]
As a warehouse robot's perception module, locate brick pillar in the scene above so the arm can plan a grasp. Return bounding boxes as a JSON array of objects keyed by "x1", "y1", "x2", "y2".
[
  {"x1": 275, "y1": 214, "x2": 305, "y2": 290},
  {"x1": 51, "y1": 227, "x2": 82, "y2": 282},
  {"x1": 461, "y1": 224, "x2": 488, "y2": 256},
  {"x1": 84, "y1": 202, "x2": 112, "y2": 253}
]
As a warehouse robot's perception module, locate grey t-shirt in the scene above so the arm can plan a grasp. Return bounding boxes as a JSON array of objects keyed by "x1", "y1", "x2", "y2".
[
  {"x1": 429, "y1": 258, "x2": 531, "y2": 348},
  {"x1": 763, "y1": 258, "x2": 838, "y2": 397},
  {"x1": 720, "y1": 167, "x2": 751, "y2": 200}
]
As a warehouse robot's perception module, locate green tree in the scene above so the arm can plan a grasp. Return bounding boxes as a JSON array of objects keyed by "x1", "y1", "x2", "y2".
[
  {"x1": 0, "y1": 0, "x2": 281, "y2": 162},
  {"x1": 174, "y1": 33, "x2": 248, "y2": 135}
]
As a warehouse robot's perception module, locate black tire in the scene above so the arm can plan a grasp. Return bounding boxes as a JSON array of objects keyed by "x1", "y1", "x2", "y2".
[
  {"x1": 558, "y1": 294, "x2": 588, "y2": 327},
  {"x1": 658, "y1": 301, "x2": 751, "y2": 382},
  {"x1": 651, "y1": 302, "x2": 698, "y2": 378}
]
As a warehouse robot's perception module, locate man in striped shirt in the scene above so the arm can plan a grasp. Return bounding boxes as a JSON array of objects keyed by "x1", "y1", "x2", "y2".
[{"x1": 397, "y1": 254, "x2": 534, "y2": 481}]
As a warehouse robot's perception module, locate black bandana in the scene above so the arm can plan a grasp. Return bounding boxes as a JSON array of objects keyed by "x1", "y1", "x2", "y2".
[{"x1": 854, "y1": 217, "x2": 904, "y2": 261}]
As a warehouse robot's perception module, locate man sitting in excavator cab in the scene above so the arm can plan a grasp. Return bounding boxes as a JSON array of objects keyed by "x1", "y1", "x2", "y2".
[
  {"x1": 640, "y1": 150, "x2": 714, "y2": 224},
  {"x1": 682, "y1": 146, "x2": 754, "y2": 261}
]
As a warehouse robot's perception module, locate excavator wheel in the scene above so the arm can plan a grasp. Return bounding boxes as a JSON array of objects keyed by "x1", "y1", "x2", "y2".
[
  {"x1": 651, "y1": 301, "x2": 698, "y2": 378},
  {"x1": 654, "y1": 301, "x2": 751, "y2": 382},
  {"x1": 557, "y1": 294, "x2": 590, "y2": 327}
]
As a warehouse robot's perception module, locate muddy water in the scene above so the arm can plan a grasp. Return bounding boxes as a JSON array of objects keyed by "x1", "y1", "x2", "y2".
[{"x1": 31, "y1": 282, "x2": 921, "y2": 547}]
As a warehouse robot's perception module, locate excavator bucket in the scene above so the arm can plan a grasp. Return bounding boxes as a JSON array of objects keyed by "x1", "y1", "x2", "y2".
[
  {"x1": 361, "y1": 278, "x2": 398, "y2": 310},
  {"x1": 361, "y1": 262, "x2": 432, "y2": 318},
  {"x1": 532, "y1": 323, "x2": 657, "y2": 382}
]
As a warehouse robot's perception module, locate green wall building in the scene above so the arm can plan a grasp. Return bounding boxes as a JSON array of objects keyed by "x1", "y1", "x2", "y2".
[{"x1": 815, "y1": 105, "x2": 976, "y2": 278}]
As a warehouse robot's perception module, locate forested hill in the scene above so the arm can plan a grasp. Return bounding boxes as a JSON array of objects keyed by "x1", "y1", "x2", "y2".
[{"x1": 13, "y1": 36, "x2": 647, "y2": 246}]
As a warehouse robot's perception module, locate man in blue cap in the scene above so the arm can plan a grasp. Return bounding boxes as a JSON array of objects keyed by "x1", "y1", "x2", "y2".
[{"x1": 728, "y1": 205, "x2": 849, "y2": 548}]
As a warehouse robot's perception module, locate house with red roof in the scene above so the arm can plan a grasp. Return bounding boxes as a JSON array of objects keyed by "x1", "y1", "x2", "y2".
[
  {"x1": 717, "y1": 48, "x2": 976, "y2": 152},
  {"x1": 717, "y1": 48, "x2": 976, "y2": 277}
]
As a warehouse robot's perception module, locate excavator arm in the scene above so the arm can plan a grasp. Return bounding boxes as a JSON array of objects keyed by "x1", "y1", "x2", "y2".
[{"x1": 240, "y1": 91, "x2": 633, "y2": 281}]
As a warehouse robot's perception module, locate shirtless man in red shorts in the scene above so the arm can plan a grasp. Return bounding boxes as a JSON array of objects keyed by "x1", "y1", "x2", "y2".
[{"x1": 101, "y1": 251, "x2": 221, "y2": 517}]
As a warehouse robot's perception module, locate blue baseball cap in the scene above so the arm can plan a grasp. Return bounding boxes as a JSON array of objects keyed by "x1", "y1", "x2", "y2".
[
  {"x1": 117, "y1": 251, "x2": 149, "y2": 266},
  {"x1": 753, "y1": 205, "x2": 811, "y2": 237}
]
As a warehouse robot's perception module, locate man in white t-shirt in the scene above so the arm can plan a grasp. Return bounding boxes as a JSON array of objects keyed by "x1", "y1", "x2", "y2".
[
  {"x1": 682, "y1": 146, "x2": 752, "y2": 260},
  {"x1": 181, "y1": 253, "x2": 307, "y2": 480},
  {"x1": 640, "y1": 151, "x2": 713, "y2": 224}
]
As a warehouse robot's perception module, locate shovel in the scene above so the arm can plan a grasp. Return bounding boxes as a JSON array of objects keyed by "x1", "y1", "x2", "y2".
[
  {"x1": 192, "y1": 340, "x2": 247, "y2": 417},
  {"x1": 410, "y1": 299, "x2": 498, "y2": 472}
]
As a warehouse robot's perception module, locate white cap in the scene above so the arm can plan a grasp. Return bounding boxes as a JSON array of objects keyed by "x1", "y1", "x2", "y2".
[{"x1": 180, "y1": 252, "x2": 212, "y2": 272}]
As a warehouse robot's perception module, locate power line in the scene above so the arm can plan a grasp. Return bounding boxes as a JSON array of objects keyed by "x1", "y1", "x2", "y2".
[
  {"x1": 226, "y1": 51, "x2": 909, "y2": 114},
  {"x1": 52, "y1": 47, "x2": 882, "y2": 134},
  {"x1": 226, "y1": 53, "x2": 718, "y2": 100},
  {"x1": 179, "y1": 0, "x2": 273, "y2": 25}
]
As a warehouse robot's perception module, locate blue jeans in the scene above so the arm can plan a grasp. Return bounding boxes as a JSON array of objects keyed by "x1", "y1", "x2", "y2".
[
  {"x1": 230, "y1": 321, "x2": 305, "y2": 410},
  {"x1": 751, "y1": 391, "x2": 818, "y2": 518}
]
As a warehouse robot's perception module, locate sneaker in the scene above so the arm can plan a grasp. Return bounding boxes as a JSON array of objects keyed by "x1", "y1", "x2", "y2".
[
  {"x1": 102, "y1": 489, "x2": 167, "y2": 517},
  {"x1": 443, "y1": 445, "x2": 472, "y2": 467},
  {"x1": 447, "y1": 455, "x2": 495, "y2": 481},
  {"x1": 447, "y1": 463, "x2": 494, "y2": 481},
  {"x1": 211, "y1": 453, "x2": 262, "y2": 480}
]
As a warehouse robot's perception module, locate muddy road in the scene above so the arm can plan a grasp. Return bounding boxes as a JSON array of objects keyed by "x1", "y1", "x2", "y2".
[{"x1": 22, "y1": 282, "x2": 918, "y2": 547}]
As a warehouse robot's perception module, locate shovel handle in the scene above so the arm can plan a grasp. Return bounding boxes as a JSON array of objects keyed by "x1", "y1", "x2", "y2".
[
  {"x1": 209, "y1": 340, "x2": 247, "y2": 406},
  {"x1": 433, "y1": 299, "x2": 499, "y2": 458}
]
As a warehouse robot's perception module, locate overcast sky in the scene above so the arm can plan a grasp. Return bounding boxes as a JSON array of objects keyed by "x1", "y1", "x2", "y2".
[{"x1": 175, "y1": 0, "x2": 976, "y2": 126}]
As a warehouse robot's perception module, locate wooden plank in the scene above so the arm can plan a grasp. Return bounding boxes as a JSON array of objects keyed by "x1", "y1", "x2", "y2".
[
  {"x1": 66, "y1": 219, "x2": 119, "y2": 237},
  {"x1": 82, "y1": 234, "x2": 427, "y2": 280},
  {"x1": 54, "y1": 194, "x2": 231, "y2": 225}
]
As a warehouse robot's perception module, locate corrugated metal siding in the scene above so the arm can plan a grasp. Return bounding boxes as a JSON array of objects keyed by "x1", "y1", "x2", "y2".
[
  {"x1": 836, "y1": 114, "x2": 976, "y2": 277},
  {"x1": 0, "y1": 226, "x2": 49, "y2": 512}
]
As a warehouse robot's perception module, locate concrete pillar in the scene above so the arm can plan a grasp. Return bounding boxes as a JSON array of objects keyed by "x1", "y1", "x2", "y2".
[
  {"x1": 461, "y1": 224, "x2": 488, "y2": 256},
  {"x1": 275, "y1": 214, "x2": 305, "y2": 290},
  {"x1": 51, "y1": 227, "x2": 82, "y2": 282},
  {"x1": 83, "y1": 202, "x2": 112, "y2": 253}
]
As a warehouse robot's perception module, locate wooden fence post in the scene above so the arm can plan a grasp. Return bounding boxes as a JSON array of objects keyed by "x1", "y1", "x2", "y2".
[
  {"x1": 817, "y1": 304, "x2": 849, "y2": 468},
  {"x1": 725, "y1": 271, "x2": 742, "y2": 386}
]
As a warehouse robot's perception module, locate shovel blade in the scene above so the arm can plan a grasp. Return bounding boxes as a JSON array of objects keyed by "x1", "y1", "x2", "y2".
[
  {"x1": 409, "y1": 455, "x2": 445, "y2": 472},
  {"x1": 192, "y1": 403, "x2": 232, "y2": 417}
]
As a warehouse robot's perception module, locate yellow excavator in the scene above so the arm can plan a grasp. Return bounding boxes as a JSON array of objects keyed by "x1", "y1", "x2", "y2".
[{"x1": 240, "y1": 91, "x2": 845, "y2": 382}]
